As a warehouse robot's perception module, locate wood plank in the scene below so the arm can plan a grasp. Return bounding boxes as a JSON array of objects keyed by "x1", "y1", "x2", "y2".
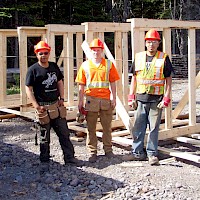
[
  {"x1": 158, "y1": 124, "x2": 200, "y2": 140},
  {"x1": 174, "y1": 136, "x2": 200, "y2": 145},
  {"x1": 158, "y1": 146, "x2": 200, "y2": 163},
  {"x1": 81, "y1": 41, "x2": 133, "y2": 132},
  {"x1": 127, "y1": 18, "x2": 200, "y2": 29},
  {"x1": 76, "y1": 33, "x2": 83, "y2": 72},
  {"x1": 111, "y1": 130, "x2": 130, "y2": 137},
  {"x1": 0, "y1": 114, "x2": 16, "y2": 120},
  {"x1": 0, "y1": 108, "x2": 35, "y2": 120},
  {"x1": 115, "y1": 31, "x2": 123, "y2": 100},
  {"x1": 122, "y1": 32, "x2": 129, "y2": 110},
  {"x1": 103, "y1": 42, "x2": 134, "y2": 132},
  {"x1": 191, "y1": 134, "x2": 200, "y2": 140},
  {"x1": 66, "y1": 32, "x2": 74, "y2": 106},
  {"x1": 120, "y1": 162, "x2": 144, "y2": 167},
  {"x1": 82, "y1": 22, "x2": 130, "y2": 32},
  {"x1": 68, "y1": 119, "x2": 126, "y2": 133},
  {"x1": 159, "y1": 157, "x2": 176, "y2": 165},
  {"x1": 70, "y1": 136, "x2": 85, "y2": 142},
  {"x1": 46, "y1": 24, "x2": 84, "y2": 33},
  {"x1": 68, "y1": 125, "x2": 87, "y2": 133},
  {"x1": 188, "y1": 29, "x2": 196, "y2": 125},
  {"x1": 172, "y1": 71, "x2": 200, "y2": 119},
  {"x1": 0, "y1": 33, "x2": 6, "y2": 107},
  {"x1": 163, "y1": 28, "x2": 172, "y2": 129}
]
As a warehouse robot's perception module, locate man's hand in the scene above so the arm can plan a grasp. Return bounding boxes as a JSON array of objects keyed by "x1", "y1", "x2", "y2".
[
  {"x1": 157, "y1": 96, "x2": 171, "y2": 109},
  {"x1": 128, "y1": 94, "x2": 137, "y2": 110},
  {"x1": 36, "y1": 105, "x2": 46, "y2": 113},
  {"x1": 76, "y1": 107, "x2": 88, "y2": 123},
  {"x1": 58, "y1": 98, "x2": 64, "y2": 106},
  {"x1": 111, "y1": 99, "x2": 116, "y2": 109}
]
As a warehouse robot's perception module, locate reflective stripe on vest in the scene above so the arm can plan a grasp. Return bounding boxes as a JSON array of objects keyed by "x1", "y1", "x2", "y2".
[
  {"x1": 135, "y1": 51, "x2": 167, "y2": 95},
  {"x1": 83, "y1": 59, "x2": 111, "y2": 89}
]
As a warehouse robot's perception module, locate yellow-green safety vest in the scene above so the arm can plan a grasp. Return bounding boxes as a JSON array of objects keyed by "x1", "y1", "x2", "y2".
[{"x1": 135, "y1": 51, "x2": 167, "y2": 95}]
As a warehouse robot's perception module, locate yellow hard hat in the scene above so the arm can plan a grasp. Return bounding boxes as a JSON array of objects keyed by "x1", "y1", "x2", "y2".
[{"x1": 89, "y1": 38, "x2": 104, "y2": 49}]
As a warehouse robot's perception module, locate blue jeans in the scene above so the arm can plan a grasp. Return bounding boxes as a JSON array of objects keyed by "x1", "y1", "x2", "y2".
[{"x1": 131, "y1": 101, "x2": 162, "y2": 157}]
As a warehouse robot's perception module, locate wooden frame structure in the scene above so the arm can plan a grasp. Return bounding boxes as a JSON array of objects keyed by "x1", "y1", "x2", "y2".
[{"x1": 0, "y1": 18, "x2": 200, "y2": 162}]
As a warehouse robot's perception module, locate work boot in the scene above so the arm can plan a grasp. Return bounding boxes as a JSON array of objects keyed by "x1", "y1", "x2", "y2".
[
  {"x1": 148, "y1": 156, "x2": 159, "y2": 165},
  {"x1": 122, "y1": 153, "x2": 146, "y2": 161},
  {"x1": 105, "y1": 151, "x2": 115, "y2": 158},
  {"x1": 88, "y1": 154, "x2": 97, "y2": 163},
  {"x1": 64, "y1": 157, "x2": 80, "y2": 165},
  {"x1": 40, "y1": 162, "x2": 49, "y2": 174}
]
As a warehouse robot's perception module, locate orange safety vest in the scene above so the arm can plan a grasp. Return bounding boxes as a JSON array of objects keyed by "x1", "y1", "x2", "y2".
[
  {"x1": 135, "y1": 51, "x2": 167, "y2": 95},
  {"x1": 82, "y1": 59, "x2": 111, "y2": 89}
]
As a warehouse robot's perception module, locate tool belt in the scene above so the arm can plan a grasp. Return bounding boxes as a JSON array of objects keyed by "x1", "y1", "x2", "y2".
[
  {"x1": 85, "y1": 96, "x2": 111, "y2": 112},
  {"x1": 35, "y1": 101, "x2": 67, "y2": 125}
]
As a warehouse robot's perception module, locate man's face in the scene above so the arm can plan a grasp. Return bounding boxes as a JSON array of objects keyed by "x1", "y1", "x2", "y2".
[
  {"x1": 36, "y1": 50, "x2": 50, "y2": 64},
  {"x1": 145, "y1": 40, "x2": 160, "y2": 53},
  {"x1": 90, "y1": 47, "x2": 103, "y2": 59}
]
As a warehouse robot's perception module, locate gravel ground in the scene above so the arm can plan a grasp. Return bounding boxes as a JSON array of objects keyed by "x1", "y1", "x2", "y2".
[{"x1": 0, "y1": 79, "x2": 200, "y2": 200}]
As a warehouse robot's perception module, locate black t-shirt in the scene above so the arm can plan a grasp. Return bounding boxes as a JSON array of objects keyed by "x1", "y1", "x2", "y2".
[
  {"x1": 129, "y1": 54, "x2": 174, "y2": 103},
  {"x1": 26, "y1": 62, "x2": 64, "y2": 102}
]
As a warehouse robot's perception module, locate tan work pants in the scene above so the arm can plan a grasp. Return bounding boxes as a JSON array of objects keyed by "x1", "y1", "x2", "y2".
[{"x1": 86, "y1": 107, "x2": 113, "y2": 155}]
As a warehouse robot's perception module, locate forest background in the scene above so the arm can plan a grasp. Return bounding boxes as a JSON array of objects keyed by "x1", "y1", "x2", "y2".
[
  {"x1": 1, "y1": 0, "x2": 200, "y2": 80},
  {"x1": 1, "y1": 0, "x2": 200, "y2": 54}
]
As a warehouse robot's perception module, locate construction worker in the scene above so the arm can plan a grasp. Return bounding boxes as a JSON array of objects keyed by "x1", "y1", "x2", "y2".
[
  {"x1": 75, "y1": 38, "x2": 120, "y2": 163},
  {"x1": 25, "y1": 41, "x2": 79, "y2": 172},
  {"x1": 123, "y1": 29, "x2": 173, "y2": 165}
]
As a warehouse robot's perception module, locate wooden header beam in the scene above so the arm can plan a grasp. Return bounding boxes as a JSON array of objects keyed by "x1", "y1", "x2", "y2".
[{"x1": 127, "y1": 18, "x2": 200, "y2": 29}]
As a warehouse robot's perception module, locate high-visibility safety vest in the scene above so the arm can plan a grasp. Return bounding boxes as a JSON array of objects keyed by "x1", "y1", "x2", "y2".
[
  {"x1": 135, "y1": 51, "x2": 167, "y2": 95},
  {"x1": 82, "y1": 59, "x2": 111, "y2": 89}
]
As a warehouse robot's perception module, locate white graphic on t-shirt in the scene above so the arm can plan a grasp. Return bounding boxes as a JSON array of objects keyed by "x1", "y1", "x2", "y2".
[
  {"x1": 42, "y1": 72, "x2": 57, "y2": 88},
  {"x1": 146, "y1": 61, "x2": 151, "y2": 70}
]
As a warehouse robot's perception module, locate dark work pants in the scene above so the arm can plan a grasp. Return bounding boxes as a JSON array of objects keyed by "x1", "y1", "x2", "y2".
[{"x1": 39, "y1": 117, "x2": 75, "y2": 163}]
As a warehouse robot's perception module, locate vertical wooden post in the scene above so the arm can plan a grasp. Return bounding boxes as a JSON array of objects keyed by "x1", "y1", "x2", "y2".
[
  {"x1": 47, "y1": 28, "x2": 55, "y2": 62},
  {"x1": 188, "y1": 28, "x2": 196, "y2": 126},
  {"x1": 63, "y1": 33, "x2": 68, "y2": 104},
  {"x1": 0, "y1": 33, "x2": 6, "y2": 106},
  {"x1": 18, "y1": 28, "x2": 28, "y2": 111},
  {"x1": 67, "y1": 33, "x2": 74, "y2": 106},
  {"x1": 115, "y1": 31, "x2": 123, "y2": 101},
  {"x1": 163, "y1": 28, "x2": 172, "y2": 129},
  {"x1": 76, "y1": 32, "x2": 83, "y2": 72},
  {"x1": 122, "y1": 32, "x2": 129, "y2": 108}
]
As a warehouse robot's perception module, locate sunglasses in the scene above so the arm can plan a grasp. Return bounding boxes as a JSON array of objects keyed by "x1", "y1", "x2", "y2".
[
  {"x1": 146, "y1": 40, "x2": 159, "y2": 45},
  {"x1": 38, "y1": 52, "x2": 49, "y2": 56}
]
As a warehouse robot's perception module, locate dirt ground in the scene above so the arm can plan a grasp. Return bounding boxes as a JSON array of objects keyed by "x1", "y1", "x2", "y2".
[{"x1": 0, "y1": 78, "x2": 200, "y2": 200}]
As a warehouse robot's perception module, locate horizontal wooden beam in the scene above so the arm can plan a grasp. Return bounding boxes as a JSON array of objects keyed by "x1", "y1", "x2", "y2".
[
  {"x1": 158, "y1": 146, "x2": 200, "y2": 163},
  {"x1": 158, "y1": 124, "x2": 200, "y2": 140},
  {"x1": 0, "y1": 113, "x2": 16, "y2": 120},
  {"x1": 82, "y1": 22, "x2": 131, "y2": 32},
  {"x1": 46, "y1": 24, "x2": 85, "y2": 33},
  {"x1": 174, "y1": 136, "x2": 200, "y2": 145},
  {"x1": 127, "y1": 18, "x2": 200, "y2": 29}
]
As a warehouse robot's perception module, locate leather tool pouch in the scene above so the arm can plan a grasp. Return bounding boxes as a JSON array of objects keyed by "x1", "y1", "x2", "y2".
[
  {"x1": 58, "y1": 105, "x2": 67, "y2": 119},
  {"x1": 100, "y1": 99, "x2": 111, "y2": 110},
  {"x1": 35, "y1": 102, "x2": 67, "y2": 124},
  {"x1": 46, "y1": 102, "x2": 59, "y2": 119},
  {"x1": 35, "y1": 110, "x2": 50, "y2": 125},
  {"x1": 85, "y1": 96, "x2": 100, "y2": 112}
]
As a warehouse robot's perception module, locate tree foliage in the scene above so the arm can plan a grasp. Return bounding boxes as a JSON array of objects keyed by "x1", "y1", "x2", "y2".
[
  {"x1": 1, "y1": 0, "x2": 200, "y2": 55},
  {"x1": 1, "y1": 0, "x2": 200, "y2": 28}
]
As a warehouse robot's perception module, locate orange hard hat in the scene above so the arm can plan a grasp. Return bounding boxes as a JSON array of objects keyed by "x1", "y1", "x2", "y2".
[
  {"x1": 145, "y1": 29, "x2": 161, "y2": 41},
  {"x1": 89, "y1": 38, "x2": 104, "y2": 49},
  {"x1": 34, "y1": 41, "x2": 51, "y2": 53}
]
